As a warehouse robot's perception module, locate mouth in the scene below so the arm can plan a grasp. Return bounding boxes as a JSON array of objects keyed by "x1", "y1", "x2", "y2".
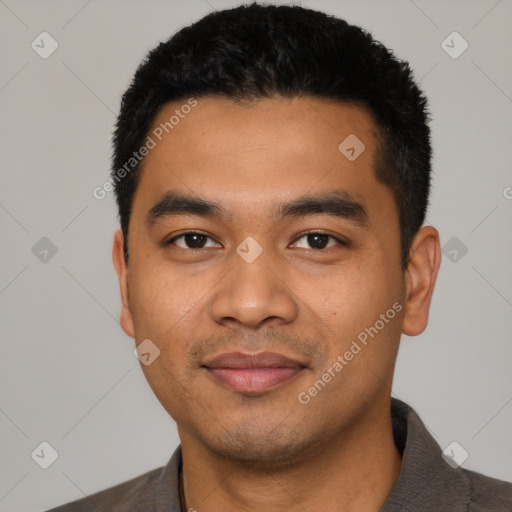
[{"x1": 202, "y1": 351, "x2": 307, "y2": 394}]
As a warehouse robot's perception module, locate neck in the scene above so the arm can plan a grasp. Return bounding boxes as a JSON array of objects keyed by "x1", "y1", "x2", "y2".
[{"x1": 179, "y1": 398, "x2": 402, "y2": 512}]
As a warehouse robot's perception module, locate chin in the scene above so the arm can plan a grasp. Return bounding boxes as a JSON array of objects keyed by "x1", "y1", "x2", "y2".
[
  {"x1": 209, "y1": 442, "x2": 305, "y2": 467},
  {"x1": 199, "y1": 421, "x2": 321, "y2": 468}
]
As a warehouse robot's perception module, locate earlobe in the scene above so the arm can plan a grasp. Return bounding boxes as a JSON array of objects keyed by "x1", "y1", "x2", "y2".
[
  {"x1": 112, "y1": 229, "x2": 135, "y2": 338},
  {"x1": 402, "y1": 226, "x2": 441, "y2": 337}
]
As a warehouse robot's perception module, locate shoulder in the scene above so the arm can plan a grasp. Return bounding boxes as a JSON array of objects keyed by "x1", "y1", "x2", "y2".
[
  {"x1": 464, "y1": 469, "x2": 512, "y2": 511},
  {"x1": 45, "y1": 466, "x2": 163, "y2": 512},
  {"x1": 387, "y1": 399, "x2": 512, "y2": 511}
]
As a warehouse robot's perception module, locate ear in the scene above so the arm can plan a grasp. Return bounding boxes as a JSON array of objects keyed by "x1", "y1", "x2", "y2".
[
  {"x1": 402, "y1": 226, "x2": 441, "y2": 336},
  {"x1": 112, "y1": 229, "x2": 135, "y2": 338}
]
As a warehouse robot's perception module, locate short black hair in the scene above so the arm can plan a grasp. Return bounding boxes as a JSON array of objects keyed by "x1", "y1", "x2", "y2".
[{"x1": 112, "y1": 2, "x2": 431, "y2": 269}]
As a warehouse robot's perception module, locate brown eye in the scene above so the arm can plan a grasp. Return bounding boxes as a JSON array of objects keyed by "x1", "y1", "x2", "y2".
[
  {"x1": 292, "y1": 233, "x2": 344, "y2": 250},
  {"x1": 168, "y1": 233, "x2": 219, "y2": 249},
  {"x1": 306, "y1": 234, "x2": 329, "y2": 249}
]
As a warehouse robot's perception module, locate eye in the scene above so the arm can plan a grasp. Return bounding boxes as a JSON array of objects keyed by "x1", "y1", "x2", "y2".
[
  {"x1": 168, "y1": 232, "x2": 220, "y2": 250},
  {"x1": 291, "y1": 233, "x2": 345, "y2": 250}
]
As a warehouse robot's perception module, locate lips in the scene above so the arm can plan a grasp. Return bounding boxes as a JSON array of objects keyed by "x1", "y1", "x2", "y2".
[{"x1": 202, "y1": 351, "x2": 306, "y2": 393}]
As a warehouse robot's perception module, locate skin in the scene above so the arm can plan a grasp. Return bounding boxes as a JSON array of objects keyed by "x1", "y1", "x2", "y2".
[{"x1": 113, "y1": 96, "x2": 441, "y2": 512}]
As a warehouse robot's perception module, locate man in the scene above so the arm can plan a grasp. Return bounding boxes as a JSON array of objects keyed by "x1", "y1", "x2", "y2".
[{"x1": 49, "y1": 3, "x2": 512, "y2": 511}]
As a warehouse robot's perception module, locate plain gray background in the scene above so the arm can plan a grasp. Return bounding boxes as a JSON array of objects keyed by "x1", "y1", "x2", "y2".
[{"x1": 1, "y1": 0, "x2": 511, "y2": 510}]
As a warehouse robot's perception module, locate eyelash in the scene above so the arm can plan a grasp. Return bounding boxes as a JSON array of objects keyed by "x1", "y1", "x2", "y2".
[{"x1": 166, "y1": 231, "x2": 347, "y2": 251}]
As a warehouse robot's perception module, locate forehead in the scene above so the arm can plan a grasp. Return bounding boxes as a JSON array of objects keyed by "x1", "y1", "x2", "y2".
[{"x1": 132, "y1": 96, "x2": 393, "y2": 223}]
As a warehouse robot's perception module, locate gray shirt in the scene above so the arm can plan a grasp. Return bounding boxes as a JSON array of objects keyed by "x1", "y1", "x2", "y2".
[{"x1": 47, "y1": 399, "x2": 512, "y2": 511}]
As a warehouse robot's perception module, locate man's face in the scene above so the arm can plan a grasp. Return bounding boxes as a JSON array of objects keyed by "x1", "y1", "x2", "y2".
[{"x1": 118, "y1": 97, "x2": 406, "y2": 463}]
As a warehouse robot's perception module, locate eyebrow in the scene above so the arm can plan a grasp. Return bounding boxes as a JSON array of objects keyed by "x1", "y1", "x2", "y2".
[
  {"x1": 145, "y1": 189, "x2": 369, "y2": 228},
  {"x1": 278, "y1": 190, "x2": 368, "y2": 227},
  {"x1": 146, "y1": 192, "x2": 223, "y2": 226}
]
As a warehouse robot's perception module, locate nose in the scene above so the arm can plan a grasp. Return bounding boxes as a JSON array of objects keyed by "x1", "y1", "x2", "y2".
[{"x1": 210, "y1": 247, "x2": 299, "y2": 329}]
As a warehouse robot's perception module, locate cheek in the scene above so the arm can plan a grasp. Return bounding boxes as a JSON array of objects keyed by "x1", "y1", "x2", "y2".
[
  {"x1": 129, "y1": 267, "x2": 200, "y2": 415},
  {"x1": 129, "y1": 263, "x2": 200, "y2": 334},
  {"x1": 127, "y1": 260, "x2": 227, "y2": 381},
  {"x1": 306, "y1": 260, "x2": 401, "y2": 360}
]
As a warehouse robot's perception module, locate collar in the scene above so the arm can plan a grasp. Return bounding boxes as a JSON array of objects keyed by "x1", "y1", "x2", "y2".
[
  {"x1": 381, "y1": 398, "x2": 472, "y2": 511},
  {"x1": 153, "y1": 398, "x2": 472, "y2": 511}
]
